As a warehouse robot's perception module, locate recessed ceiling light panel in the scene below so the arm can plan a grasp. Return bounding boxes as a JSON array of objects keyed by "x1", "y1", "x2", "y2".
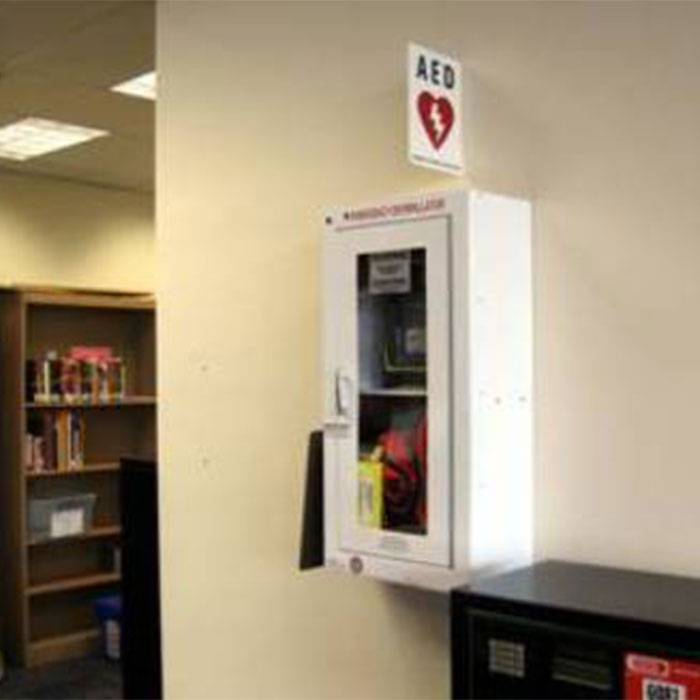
[
  {"x1": 0, "y1": 118, "x2": 108, "y2": 161},
  {"x1": 111, "y1": 70, "x2": 157, "y2": 100}
]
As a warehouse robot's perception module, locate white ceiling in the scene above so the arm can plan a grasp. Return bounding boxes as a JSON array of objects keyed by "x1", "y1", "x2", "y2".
[{"x1": 0, "y1": 0, "x2": 154, "y2": 192}]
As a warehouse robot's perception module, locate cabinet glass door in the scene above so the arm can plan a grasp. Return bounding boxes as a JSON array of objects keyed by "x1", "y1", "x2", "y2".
[{"x1": 326, "y1": 217, "x2": 451, "y2": 566}]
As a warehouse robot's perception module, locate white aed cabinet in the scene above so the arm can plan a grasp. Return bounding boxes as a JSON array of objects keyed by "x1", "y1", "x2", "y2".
[{"x1": 322, "y1": 190, "x2": 533, "y2": 591}]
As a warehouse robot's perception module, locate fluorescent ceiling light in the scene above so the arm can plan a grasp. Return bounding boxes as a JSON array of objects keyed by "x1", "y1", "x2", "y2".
[
  {"x1": 0, "y1": 118, "x2": 108, "y2": 161},
  {"x1": 111, "y1": 70, "x2": 157, "y2": 100}
]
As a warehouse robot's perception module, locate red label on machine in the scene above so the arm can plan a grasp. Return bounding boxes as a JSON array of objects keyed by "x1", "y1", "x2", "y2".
[{"x1": 625, "y1": 653, "x2": 700, "y2": 700}]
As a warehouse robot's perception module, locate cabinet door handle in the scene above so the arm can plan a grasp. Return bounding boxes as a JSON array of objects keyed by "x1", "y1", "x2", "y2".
[
  {"x1": 325, "y1": 368, "x2": 353, "y2": 429},
  {"x1": 324, "y1": 369, "x2": 353, "y2": 430},
  {"x1": 335, "y1": 368, "x2": 353, "y2": 419}
]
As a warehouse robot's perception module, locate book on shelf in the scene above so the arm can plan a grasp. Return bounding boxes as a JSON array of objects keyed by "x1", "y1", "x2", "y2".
[
  {"x1": 26, "y1": 410, "x2": 86, "y2": 473},
  {"x1": 26, "y1": 346, "x2": 128, "y2": 404}
]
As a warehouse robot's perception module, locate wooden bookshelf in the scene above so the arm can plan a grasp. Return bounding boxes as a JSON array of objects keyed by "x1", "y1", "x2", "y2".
[
  {"x1": 28, "y1": 627, "x2": 101, "y2": 667},
  {"x1": 25, "y1": 396, "x2": 157, "y2": 409},
  {"x1": 0, "y1": 286, "x2": 156, "y2": 667},
  {"x1": 26, "y1": 462, "x2": 121, "y2": 479},
  {"x1": 28, "y1": 572, "x2": 122, "y2": 597},
  {"x1": 28, "y1": 526, "x2": 122, "y2": 547},
  {"x1": 24, "y1": 291, "x2": 154, "y2": 311}
]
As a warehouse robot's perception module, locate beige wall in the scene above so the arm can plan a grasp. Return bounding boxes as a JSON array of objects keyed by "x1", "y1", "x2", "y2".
[
  {"x1": 0, "y1": 170, "x2": 154, "y2": 291},
  {"x1": 157, "y1": 2, "x2": 700, "y2": 698}
]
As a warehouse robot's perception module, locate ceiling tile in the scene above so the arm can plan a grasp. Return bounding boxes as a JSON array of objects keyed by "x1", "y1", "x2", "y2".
[
  {"x1": 0, "y1": 1, "x2": 127, "y2": 68},
  {"x1": 0, "y1": 0, "x2": 154, "y2": 191}
]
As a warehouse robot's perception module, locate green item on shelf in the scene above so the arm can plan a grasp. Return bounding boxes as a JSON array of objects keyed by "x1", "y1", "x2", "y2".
[{"x1": 358, "y1": 460, "x2": 383, "y2": 529}]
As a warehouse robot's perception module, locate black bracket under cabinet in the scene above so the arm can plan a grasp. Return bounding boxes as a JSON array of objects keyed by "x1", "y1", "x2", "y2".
[{"x1": 299, "y1": 430, "x2": 324, "y2": 571}]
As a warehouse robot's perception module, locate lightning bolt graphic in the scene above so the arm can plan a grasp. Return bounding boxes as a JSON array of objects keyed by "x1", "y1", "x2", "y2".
[{"x1": 429, "y1": 102, "x2": 446, "y2": 141}]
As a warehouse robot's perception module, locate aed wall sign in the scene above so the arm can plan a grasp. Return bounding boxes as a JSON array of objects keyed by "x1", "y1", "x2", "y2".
[{"x1": 408, "y1": 43, "x2": 463, "y2": 175}]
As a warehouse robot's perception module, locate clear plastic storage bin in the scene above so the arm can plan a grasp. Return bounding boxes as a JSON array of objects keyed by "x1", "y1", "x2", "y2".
[{"x1": 28, "y1": 493, "x2": 97, "y2": 542}]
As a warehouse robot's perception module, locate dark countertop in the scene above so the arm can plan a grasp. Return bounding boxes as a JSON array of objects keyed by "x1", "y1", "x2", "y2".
[{"x1": 454, "y1": 560, "x2": 700, "y2": 632}]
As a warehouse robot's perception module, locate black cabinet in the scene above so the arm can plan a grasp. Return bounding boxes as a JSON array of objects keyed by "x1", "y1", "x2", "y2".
[{"x1": 451, "y1": 561, "x2": 700, "y2": 699}]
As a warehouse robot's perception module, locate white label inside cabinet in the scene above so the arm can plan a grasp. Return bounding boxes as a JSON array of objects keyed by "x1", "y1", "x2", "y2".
[
  {"x1": 405, "y1": 327, "x2": 426, "y2": 355},
  {"x1": 369, "y1": 252, "x2": 411, "y2": 295}
]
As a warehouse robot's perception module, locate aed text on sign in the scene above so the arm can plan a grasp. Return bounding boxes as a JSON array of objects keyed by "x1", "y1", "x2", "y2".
[{"x1": 415, "y1": 52, "x2": 456, "y2": 90}]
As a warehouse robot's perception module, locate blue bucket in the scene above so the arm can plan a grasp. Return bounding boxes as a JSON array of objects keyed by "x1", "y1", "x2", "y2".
[{"x1": 95, "y1": 595, "x2": 122, "y2": 660}]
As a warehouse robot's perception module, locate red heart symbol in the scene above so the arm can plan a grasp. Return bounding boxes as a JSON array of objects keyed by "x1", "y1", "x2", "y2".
[{"x1": 417, "y1": 91, "x2": 454, "y2": 150}]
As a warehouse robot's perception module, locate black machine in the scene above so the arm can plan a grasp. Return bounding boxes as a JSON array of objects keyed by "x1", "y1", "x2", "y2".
[
  {"x1": 121, "y1": 458, "x2": 162, "y2": 700},
  {"x1": 451, "y1": 560, "x2": 700, "y2": 699}
]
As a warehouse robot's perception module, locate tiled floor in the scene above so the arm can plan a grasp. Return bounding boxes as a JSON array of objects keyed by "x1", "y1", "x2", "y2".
[{"x1": 0, "y1": 656, "x2": 121, "y2": 700}]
